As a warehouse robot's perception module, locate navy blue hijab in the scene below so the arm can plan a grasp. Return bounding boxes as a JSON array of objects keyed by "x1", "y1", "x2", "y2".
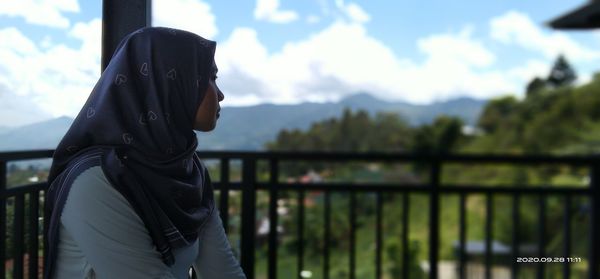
[{"x1": 45, "y1": 27, "x2": 217, "y2": 278}]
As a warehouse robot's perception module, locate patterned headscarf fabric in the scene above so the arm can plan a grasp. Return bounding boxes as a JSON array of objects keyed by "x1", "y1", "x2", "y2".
[{"x1": 44, "y1": 27, "x2": 217, "y2": 278}]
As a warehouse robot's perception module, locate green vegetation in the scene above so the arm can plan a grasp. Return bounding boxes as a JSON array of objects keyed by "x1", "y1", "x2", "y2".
[{"x1": 262, "y1": 55, "x2": 593, "y2": 278}]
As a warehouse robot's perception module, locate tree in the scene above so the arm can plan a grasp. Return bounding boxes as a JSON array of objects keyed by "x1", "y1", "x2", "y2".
[
  {"x1": 477, "y1": 96, "x2": 519, "y2": 134},
  {"x1": 412, "y1": 116, "x2": 464, "y2": 155},
  {"x1": 547, "y1": 54, "x2": 577, "y2": 88},
  {"x1": 525, "y1": 77, "x2": 547, "y2": 98}
]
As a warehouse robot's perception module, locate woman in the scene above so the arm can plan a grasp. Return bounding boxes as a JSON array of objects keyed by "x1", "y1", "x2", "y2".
[{"x1": 44, "y1": 27, "x2": 246, "y2": 279}]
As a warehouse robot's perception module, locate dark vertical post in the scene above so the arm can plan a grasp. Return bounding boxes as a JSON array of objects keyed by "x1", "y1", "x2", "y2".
[
  {"x1": 537, "y1": 195, "x2": 545, "y2": 279},
  {"x1": 268, "y1": 159, "x2": 278, "y2": 279},
  {"x1": 349, "y1": 192, "x2": 356, "y2": 279},
  {"x1": 297, "y1": 190, "x2": 305, "y2": 279},
  {"x1": 402, "y1": 193, "x2": 410, "y2": 279},
  {"x1": 28, "y1": 191, "x2": 39, "y2": 279},
  {"x1": 511, "y1": 194, "x2": 520, "y2": 279},
  {"x1": 429, "y1": 160, "x2": 441, "y2": 279},
  {"x1": 101, "y1": 0, "x2": 152, "y2": 72},
  {"x1": 589, "y1": 164, "x2": 600, "y2": 279},
  {"x1": 220, "y1": 158, "x2": 230, "y2": 234},
  {"x1": 324, "y1": 191, "x2": 331, "y2": 279},
  {"x1": 563, "y1": 195, "x2": 571, "y2": 279},
  {"x1": 485, "y1": 193, "x2": 493, "y2": 279},
  {"x1": 14, "y1": 194, "x2": 25, "y2": 279},
  {"x1": 241, "y1": 158, "x2": 256, "y2": 279},
  {"x1": 42, "y1": 189, "x2": 47, "y2": 279},
  {"x1": 0, "y1": 161, "x2": 5, "y2": 278},
  {"x1": 459, "y1": 194, "x2": 466, "y2": 279},
  {"x1": 376, "y1": 192, "x2": 383, "y2": 279}
]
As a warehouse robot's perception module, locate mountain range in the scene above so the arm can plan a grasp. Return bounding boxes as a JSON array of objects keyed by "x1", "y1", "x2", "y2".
[{"x1": 0, "y1": 93, "x2": 487, "y2": 151}]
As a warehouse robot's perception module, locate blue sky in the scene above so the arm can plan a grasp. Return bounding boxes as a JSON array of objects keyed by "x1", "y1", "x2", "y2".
[{"x1": 1, "y1": 0, "x2": 599, "y2": 127}]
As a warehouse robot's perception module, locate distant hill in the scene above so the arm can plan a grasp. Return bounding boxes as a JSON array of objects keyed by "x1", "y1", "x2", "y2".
[
  {"x1": 0, "y1": 116, "x2": 73, "y2": 151},
  {"x1": 198, "y1": 93, "x2": 486, "y2": 150},
  {"x1": 0, "y1": 93, "x2": 486, "y2": 151}
]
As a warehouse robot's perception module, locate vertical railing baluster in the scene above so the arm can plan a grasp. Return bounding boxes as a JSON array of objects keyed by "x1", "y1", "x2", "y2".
[
  {"x1": 537, "y1": 194, "x2": 545, "y2": 279},
  {"x1": 14, "y1": 194, "x2": 25, "y2": 279},
  {"x1": 28, "y1": 191, "x2": 39, "y2": 279},
  {"x1": 402, "y1": 193, "x2": 409, "y2": 279},
  {"x1": 268, "y1": 159, "x2": 278, "y2": 279},
  {"x1": 376, "y1": 192, "x2": 382, "y2": 279},
  {"x1": 241, "y1": 158, "x2": 256, "y2": 279},
  {"x1": 297, "y1": 190, "x2": 304, "y2": 279},
  {"x1": 324, "y1": 190, "x2": 331, "y2": 279},
  {"x1": 0, "y1": 161, "x2": 5, "y2": 279},
  {"x1": 42, "y1": 189, "x2": 48, "y2": 279},
  {"x1": 429, "y1": 160, "x2": 440, "y2": 279},
  {"x1": 485, "y1": 193, "x2": 492, "y2": 279},
  {"x1": 349, "y1": 192, "x2": 356, "y2": 279},
  {"x1": 563, "y1": 195, "x2": 571, "y2": 279},
  {"x1": 220, "y1": 158, "x2": 230, "y2": 234},
  {"x1": 590, "y1": 164, "x2": 600, "y2": 279},
  {"x1": 511, "y1": 194, "x2": 520, "y2": 279},
  {"x1": 459, "y1": 194, "x2": 466, "y2": 279}
]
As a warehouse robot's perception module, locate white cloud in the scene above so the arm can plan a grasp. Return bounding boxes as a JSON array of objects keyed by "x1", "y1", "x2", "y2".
[
  {"x1": 506, "y1": 59, "x2": 549, "y2": 81},
  {"x1": 417, "y1": 26, "x2": 496, "y2": 68},
  {"x1": 254, "y1": 0, "x2": 299, "y2": 24},
  {"x1": 0, "y1": 20, "x2": 102, "y2": 126},
  {"x1": 215, "y1": 22, "x2": 530, "y2": 106},
  {"x1": 0, "y1": 87, "x2": 52, "y2": 127},
  {"x1": 153, "y1": 0, "x2": 218, "y2": 38},
  {"x1": 334, "y1": 0, "x2": 370, "y2": 24},
  {"x1": 0, "y1": 0, "x2": 79, "y2": 28},
  {"x1": 306, "y1": 15, "x2": 320, "y2": 24},
  {"x1": 490, "y1": 11, "x2": 600, "y2": 61}
]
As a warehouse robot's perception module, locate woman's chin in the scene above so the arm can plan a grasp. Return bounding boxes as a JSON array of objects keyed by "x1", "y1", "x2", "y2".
[{"x1": 194, "y1": 121, "x2": 217, "y2": 132}]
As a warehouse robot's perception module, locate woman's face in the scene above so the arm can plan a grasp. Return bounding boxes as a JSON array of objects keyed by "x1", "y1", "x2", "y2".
[{"x1": 194, "y1": 61, "x2": 224, "y2": 131}]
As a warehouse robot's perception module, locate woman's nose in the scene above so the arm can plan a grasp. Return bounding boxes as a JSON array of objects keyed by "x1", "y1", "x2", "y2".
[{"x1": 218, "y1": 89, "x2": 224, "y2": 102}]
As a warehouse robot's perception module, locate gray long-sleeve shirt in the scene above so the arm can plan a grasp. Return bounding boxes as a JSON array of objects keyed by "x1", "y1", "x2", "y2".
[{"x1": 53, "y1": 166, "x2": 246, "y2": 279}]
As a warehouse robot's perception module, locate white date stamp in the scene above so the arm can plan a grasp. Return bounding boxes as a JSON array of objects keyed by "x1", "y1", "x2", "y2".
[{"x1": 516, "y1": 257, "x2": 582, "y2": 263}]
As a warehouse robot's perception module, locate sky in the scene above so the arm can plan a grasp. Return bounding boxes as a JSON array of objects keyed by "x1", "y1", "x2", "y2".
[{"x1": 1, "y1": 0, "x2": 600, "y2": 127}]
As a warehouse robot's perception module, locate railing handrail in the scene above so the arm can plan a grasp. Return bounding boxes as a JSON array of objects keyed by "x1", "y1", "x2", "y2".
[{"x1": 3, "y1": 149, "x2": 600, "y2": 165}]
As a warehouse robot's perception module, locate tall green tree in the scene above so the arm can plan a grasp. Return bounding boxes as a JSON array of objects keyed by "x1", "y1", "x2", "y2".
[
  {"x1": 412, "y1": 116, "x2": 465, "y2": 154},
  {"x1": 547, "y1": 54, "x2": 577, "y2": 88},
  {"x1": 476, "y1": 96, "x2": 519, "y2": 134}
]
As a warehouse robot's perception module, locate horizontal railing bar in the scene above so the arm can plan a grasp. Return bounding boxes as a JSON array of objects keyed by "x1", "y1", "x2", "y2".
[
  {"x1": 251, "y1": 183, "x2": 591, "y2": 194},
  {"x1": 194, "y1": 151, "x2": 600, "y2": 165},
  {"x1": 1, "y1": 150, "x2": 599, "y2": 165},
  {"x1": 3, "y1": 181, "x2": 588, "y2": 197},
  {"x1": 441, "y1": 185, "x2": 590, "y2": 194},
  {"x1": 0, "y1": 150, "x2": 54, "y2": 161}
]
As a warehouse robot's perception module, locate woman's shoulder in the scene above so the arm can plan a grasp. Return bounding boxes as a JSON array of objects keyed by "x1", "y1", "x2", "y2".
[
  {"x1": 71, "y1": 166, "x2": 112, "y2": 190},
  {"x1": 65, "y1": 166, "x2": 132, "y2": 214}
]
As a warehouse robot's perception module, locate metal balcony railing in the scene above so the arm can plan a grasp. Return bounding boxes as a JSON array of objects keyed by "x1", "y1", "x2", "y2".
[{"x1": 1, "y1": 150, "x2": 598, "y2": 279}]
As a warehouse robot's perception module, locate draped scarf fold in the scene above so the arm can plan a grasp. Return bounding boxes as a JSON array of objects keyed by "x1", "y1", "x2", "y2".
[{"x1": 44, "y1": 27, "x2": 217, "y2": 279}]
